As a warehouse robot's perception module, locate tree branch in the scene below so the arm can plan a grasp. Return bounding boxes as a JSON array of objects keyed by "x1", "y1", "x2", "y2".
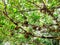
[
  {"x1": 18, "y1": 8, "x2": 40, "y2": 12},
  {"x1": 27, "y1": 0, "x2": 41, "y2": 8}
]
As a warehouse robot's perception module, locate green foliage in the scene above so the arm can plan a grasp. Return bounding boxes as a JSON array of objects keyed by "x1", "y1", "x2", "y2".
[{"x1": 0, "y1": 0, "x2": 60, "y2": 45}]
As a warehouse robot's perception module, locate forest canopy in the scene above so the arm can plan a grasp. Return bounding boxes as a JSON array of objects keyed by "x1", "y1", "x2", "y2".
[{"x1": 0, "y1": 0, "x2": 60, "y2": 45}]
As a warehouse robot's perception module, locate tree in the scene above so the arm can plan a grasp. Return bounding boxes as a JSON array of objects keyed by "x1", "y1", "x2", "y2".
[{"x1": 0, "y1": 0, "x2": 60, "y2": 45}]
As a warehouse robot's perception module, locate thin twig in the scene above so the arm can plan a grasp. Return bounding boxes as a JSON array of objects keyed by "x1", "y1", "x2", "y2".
[{"x1": 27, "y1": 0, "x2": 41, "y2": 8}]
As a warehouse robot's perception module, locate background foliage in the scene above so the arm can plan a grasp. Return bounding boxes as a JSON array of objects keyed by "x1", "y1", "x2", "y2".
[{"x1": 0, "y1": 0, "x2": 60, "y2": 45}]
